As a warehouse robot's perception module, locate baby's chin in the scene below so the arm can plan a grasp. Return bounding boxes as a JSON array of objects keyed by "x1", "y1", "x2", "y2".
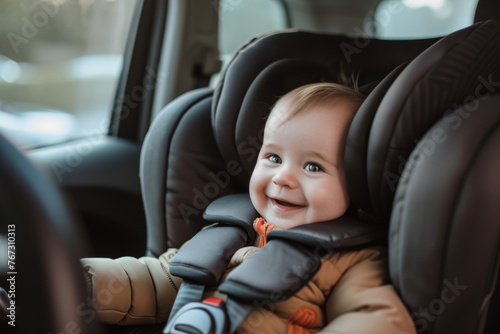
[
  {"x1": 266, "y1": 216, "x2": 311, "y2": 230},
  {"x1": 267, "y1": 212, "x2": 348, "y2": 230}
]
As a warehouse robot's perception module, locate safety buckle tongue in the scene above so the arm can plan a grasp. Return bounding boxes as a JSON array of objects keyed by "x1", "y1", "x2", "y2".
[
  {"x1": 202, "y1": 296, "x2": 225, "y2": 307},
  {"x1": 163, "y1": 298, "x2": 227, "y2": 334}
]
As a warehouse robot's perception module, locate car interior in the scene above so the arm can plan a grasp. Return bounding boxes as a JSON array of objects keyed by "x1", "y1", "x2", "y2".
[{"x1": 1, "y1": 0, "x2": 500, "y2": 333}]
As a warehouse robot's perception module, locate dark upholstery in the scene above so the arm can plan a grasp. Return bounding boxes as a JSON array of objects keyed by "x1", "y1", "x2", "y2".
[
  {"x1": 213, "y1": 32, "x2": 438, "y2": 187},
  {"x1": 345, "y1": 63, "x2": 408, "y2": 217},
  {"x1": 365, "y1": 20, "x2": 500, "y2": 223},
  {"x1": 475, "y1": 0, "x2": 500, "y2": 23},
  {"x1": 140, "y1": 88, "x2": 229, "y2": 254},
  {"x1": 390, "y1": 94, "x2": 500, "y2": 333}
]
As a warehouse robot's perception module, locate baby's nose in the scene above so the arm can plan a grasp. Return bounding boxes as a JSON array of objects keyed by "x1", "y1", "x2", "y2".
[{"x1": 272, "y1": 168, "x2": 299, "y2": 188}]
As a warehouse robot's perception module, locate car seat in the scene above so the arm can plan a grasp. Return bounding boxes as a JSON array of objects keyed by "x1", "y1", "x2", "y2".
[
  {"x1": 139, "y1": 18, "x2": 500, "y2": 334},
  {"x1": 141, "y1": 31, "x2": 437, "y2": 256}
]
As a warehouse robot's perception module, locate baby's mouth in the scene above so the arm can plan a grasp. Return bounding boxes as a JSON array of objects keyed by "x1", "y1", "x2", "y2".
[
  {"x1": 274, "y1": 199, "x2": 300, "y2": 207},
  {"x1": 271, "y1": 198, "x2": 304, "y2": 210}
]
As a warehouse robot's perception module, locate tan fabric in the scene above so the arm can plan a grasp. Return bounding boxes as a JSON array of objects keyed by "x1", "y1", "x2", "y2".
[
  {"x1": 81, "y1": 248, "x2": 181, "y2": 325},
  {"x1": 81, "y1": 241, "x2": 415, "y2": 333},
  {"x1": 236, "y1": 247, "x2": 416, "y2": 334}
]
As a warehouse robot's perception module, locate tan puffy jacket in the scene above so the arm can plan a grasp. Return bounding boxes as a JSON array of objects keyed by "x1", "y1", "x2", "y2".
[{"x1": 81, "y1": 245, "x2": 416, "y2": 333}]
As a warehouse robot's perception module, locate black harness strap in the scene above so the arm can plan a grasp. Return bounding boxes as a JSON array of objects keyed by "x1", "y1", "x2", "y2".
[
  {"x1": 166, "y1": 194, "x2": 259, "y2": 333},
  {"x1": 167, "y1": 281, "x2": 205, "y2": 324},
  {"x1": 225, "y1": 298, "x2": 254, "y2": 334},
  {"x1": 267, "y1": 214, "x2": 382, "y2": 248}
]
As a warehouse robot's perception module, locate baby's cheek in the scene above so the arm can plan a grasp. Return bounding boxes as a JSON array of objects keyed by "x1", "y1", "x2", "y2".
[
  {"x1": 249, "y1": 177, "x2": 267, "y2": 213},
  {"x1": 249, "y1": 171, "x2": 261, "y2": 197},
  {"x1": 314, "y1": 183, "x2": 348, "y2": 218}
]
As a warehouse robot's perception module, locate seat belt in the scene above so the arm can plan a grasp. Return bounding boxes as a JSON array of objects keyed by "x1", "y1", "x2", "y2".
[
  {"x1": 166, "y1": 281, "x2": 205, "y2": 324},
  {"x1": 224, "y1": 298, "x2": 254, "y2": 333}
]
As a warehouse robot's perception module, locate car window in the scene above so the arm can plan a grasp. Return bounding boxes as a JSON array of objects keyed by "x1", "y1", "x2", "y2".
[
  {"x1": 0, "y1": 0, "x2": 137, "y2": 149},
  {"x1": 371, "y1": 0, "x2": 479, "y2": 39},
  {"x1": 212, "y1": 0, "x2": 288, "y2": 85}
]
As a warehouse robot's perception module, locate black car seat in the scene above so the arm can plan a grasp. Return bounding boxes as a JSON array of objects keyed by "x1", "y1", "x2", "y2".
[
  {"x1": 356, "y1": 19, "x2": 500, "y2": 333},
  {"x1": 139, "y1": 17, "x2": 500, "y2": 334},
  {"x1": 141, "y1": 32, "x2": 437, "y2": 256}
]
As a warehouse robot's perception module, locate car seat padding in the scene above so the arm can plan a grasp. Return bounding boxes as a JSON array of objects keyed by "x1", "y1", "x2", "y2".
[
  {"x1": 235, "y1": 59, "x2": 337, "y2": 179},
  {"x1": 390, "y1": 94, "x2": 500, "y2": 333},
  {"x1": 212, "y1": 32, "x2": 437, "y2": 191},
  {"x1": 141, "y1": 88, "x2": 226, "y2": 253},
  {"x1": 368, "y1": 20, "x2": 500, "y2": 223},
  {"x1": 345, "y1": 62, "x2": 408, "y2": 217}
]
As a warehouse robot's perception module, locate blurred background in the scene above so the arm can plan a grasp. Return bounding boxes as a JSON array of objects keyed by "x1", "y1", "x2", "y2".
[
  {"x1": 0, "y1": 0, "x2": 477, "y2": 149},
  {"x1": 0, "y1": 0, "x2": 136, "y2": 148}
]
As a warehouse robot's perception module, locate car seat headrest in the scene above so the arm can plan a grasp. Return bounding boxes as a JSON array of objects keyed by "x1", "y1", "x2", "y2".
[
  {"x1": 348, "y1": 19, "x2": 500, "y2": 224},
  {"x1": 212, "y1": 31, "x2": 437, "y2": 194},
  {"x1": 212, "y1": 32, "x2": 346, "y2": 189},
  {"x1": 235, "y1": 59, "x2": 336, "y2": 179},
  {"x1": 389, "y1": 93, "x2": 500, "y2": 333}
]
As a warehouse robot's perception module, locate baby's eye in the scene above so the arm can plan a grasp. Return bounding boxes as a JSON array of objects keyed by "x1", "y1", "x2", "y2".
[
  {"x1": 268, "y1": 154, "x2": 282, "y2": 164},
  {"x1": 305, "y1": 163, "x2": 322, "y2": 172}
]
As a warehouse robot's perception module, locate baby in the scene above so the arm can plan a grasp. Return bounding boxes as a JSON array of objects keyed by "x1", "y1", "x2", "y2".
[
  {"x1": 81, "y1": 83, "x2": 416, "y2": 334},
  {"x1": 250, "y1": 82, "x2": 361, "y2": 231}
]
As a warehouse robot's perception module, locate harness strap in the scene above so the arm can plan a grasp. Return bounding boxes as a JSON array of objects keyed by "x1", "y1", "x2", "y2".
[
  {"x1": 166, "y1": 195, "x2": 259, "y2": 332},
  {"x1": 167, "y1": 281, "x2": 205, "y2": 324},
  {"x1": 226, "y1": 298, "x2": 254, "y2": 334},
  {"x1": 267, "y1": 213, "x2": 383, "y2": 249},
  {"x1": 203, "y1": 193, "x2": 259, "y2": 243}
]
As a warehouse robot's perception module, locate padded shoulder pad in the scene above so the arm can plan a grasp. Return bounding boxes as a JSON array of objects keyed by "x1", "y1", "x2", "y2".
[
  {"x1": 170, "y1": 194, "x2": 258, "y2": 286},
  {"x1": 267, "y1": 213, "x2": 383, "y2": 250},
  {"x1": 219, "y1": 239, "x2": 321, "y2": 302},
  {"x1": 203, "y1": 194, "x2": 259, "y2": 244},
  {"x1": 169, "y1": 224, "x2": 249, "y2": 286}
]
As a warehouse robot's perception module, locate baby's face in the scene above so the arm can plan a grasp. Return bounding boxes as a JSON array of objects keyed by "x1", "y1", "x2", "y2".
[{"x1": 249, "y1": 102, "x2": 352, "y2": 229}]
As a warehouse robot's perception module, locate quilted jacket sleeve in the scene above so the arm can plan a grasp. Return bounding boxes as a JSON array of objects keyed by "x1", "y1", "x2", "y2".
[{"x1": 80, "y1": 248, "x2": 182, "y2": 325}]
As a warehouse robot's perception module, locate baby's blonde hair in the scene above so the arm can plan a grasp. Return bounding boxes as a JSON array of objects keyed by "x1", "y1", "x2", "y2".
[{"x1": 269, "y1": 82, "x2": 365, "y2": 127}]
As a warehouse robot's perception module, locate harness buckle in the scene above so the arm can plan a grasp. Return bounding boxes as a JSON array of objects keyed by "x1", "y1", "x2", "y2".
[{"x1": 163, "y1": 297, "x2": 228, "y2": 334}]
